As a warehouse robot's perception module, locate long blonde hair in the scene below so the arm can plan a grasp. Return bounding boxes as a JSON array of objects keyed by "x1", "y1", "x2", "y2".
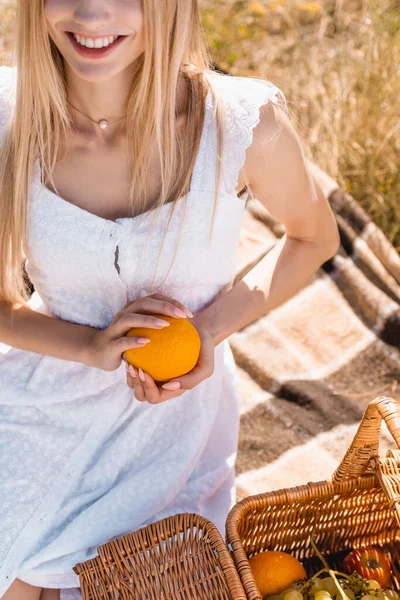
[{"x1": 0, "y1": 0, "x2": 289, "y2": 308}]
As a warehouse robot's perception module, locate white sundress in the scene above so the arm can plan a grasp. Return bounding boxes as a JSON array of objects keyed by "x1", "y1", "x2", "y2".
[{"x1": 0, "y1": 65, "x2": 284, "y2": 599}]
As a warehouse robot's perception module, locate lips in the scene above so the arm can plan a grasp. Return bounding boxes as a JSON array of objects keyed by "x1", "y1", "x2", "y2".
[
  {"x1": 67, "y1": 31, "x2": 126, "y2": 39},
  {"x1": 65, "y1": 31, "x2": 128, "y2": 58}
]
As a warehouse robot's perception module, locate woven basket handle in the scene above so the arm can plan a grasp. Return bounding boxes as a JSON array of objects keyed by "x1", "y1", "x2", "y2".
[{"x1": 332, "y1": 395, "x2": 400, "y2": 482}]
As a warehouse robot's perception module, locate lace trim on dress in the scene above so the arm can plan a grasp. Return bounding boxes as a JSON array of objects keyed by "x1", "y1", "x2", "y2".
[
  {"x1": 205, "y1": 72, "x2": 286, "y2": 198},
  {"x1": 233, "y1": 78, "x2": 285, "y2": 192}
]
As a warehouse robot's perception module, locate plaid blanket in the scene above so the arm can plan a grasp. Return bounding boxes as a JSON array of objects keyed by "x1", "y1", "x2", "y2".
[{"x1": 232, "y1": 160, "x2": 400, "y2": 501}]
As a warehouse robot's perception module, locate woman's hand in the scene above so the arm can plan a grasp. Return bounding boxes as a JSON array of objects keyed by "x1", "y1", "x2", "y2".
[
  {"x1": 122, "y1": 316, "x2": 216, "y2": 404},
  {"x1": 84, "y1": 293, "x2": 193, "y2": 371}
]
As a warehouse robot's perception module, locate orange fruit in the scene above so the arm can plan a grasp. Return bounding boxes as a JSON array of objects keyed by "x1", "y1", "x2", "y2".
[
  {"x1": 125, "y1": 313, "x2": 201, "y2": 382},
  {"x1": 248, "y1": 551, "x2": 306, "y2": 599}
]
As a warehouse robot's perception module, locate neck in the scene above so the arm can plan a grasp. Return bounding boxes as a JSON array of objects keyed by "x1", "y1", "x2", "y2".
[{"x1": 65, "y1": 61, "x2": 138, "y2": 124}]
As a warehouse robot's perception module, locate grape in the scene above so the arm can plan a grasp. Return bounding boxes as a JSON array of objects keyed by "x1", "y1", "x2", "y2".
[
  {"x1": 361, "y1": 595, "x2": 379, "y2": 600},
  {"x1": 331, "y1": 590, "x2": 352, "y2": 600},
  {"x1": 367, "y1": 582, "x2": 382, "y2": 592},
  {"x1": 322, "y1": 578, "x2": 341, "y2": 596},
  {"x1": 315, "y1": 591, "x2": 332, "y2": 600},
  {"x1": 334, "y1": 587, "x2": 355, "y2": 600},
  {"x1": 280, "y1": 590, "x2": 296, "y2": 600},
  {"x1": 310, "y1": 580, "x2": 326, "y2": 594},
  {"x1": 381, "y1": 591, "x2": 400, "y2": 600},
  {"x1": 282, "y1": 591, "x2": 303, "y2": 600}
]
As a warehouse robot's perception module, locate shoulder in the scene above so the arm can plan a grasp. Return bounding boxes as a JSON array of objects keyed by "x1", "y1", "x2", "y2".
[
  {"x1": 243, "y1": 88, "x2": 306, "y2": 202},
  {"x1": 205, "y1": 70, "x2": 285, "y2": 110},
  {"x1": 204, "y1": 70, "x2": 287, "y2": 194},
  {"x1": 0, "y1": 65, "x2": 17, "y2": 142}
]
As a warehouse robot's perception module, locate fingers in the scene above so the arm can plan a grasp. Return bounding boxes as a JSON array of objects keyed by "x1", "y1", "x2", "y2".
[
  {"x1": 114, "y1": 296, "x2": 194, "y2": 351},
  {"x1": 124, "y1": 362, "x2": 148, "y2": 403},
  {"x1": 123, "y1": 356, "x2": 185, "y2": 404},
  {"x1": 124, "y1": 357, "x2": 136, "y2": 388},
  {"x1": 136, "y1": 368, "x2": 161, "y2": 403},
  {"x1": 114, "y1": 313, "x2": 171, "y2": 339},
  {"x1": 123, "y1": 356, "x2": 158, "y2": 403},
  {"x1": 135, "y1": 294, "x2": 194, "y2": 319},
  {"x1": 137, "y1": 369, "x2": 185, "y2": 404},
  {"x1": 132, "y1": 368, "x2": 147, "y2": 402},
  {"x1": 149, "y1": 294, "x2": 194, "y2": 318}
]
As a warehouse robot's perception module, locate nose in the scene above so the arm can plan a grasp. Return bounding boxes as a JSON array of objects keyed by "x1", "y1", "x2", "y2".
[{"x1": 73, "y1": 0, "x2": 113, "y2": 31}]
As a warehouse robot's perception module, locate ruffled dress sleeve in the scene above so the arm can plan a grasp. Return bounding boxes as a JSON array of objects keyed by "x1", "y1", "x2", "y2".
[{"x1": 206, "y1": 70, "x2": 287, "y2": 197}]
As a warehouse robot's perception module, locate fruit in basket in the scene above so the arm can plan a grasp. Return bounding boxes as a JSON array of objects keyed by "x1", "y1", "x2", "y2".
[
  {"x1": 310, "y1": 579, "x2": 326, "y2": 594},
  {"x1": 379, "y1": 590, "x2": 400, "y2": 600},
  {"x1": 301, "y1": 572, "x2": 398, "y2": 600},
  {"x1": 314, "y1": 591, "x2": 333, "y2": 600},
  {"x1": 252, "y1": 534, "x2": 398, "y2": 600},
  {"x1": 125, "y1": 314, "x2": 201, "y2": 381},
  {"x1": 368, "y1": 582, "x2": 383, "y2": 592},
  {"x1": 248, "y1": 550, "x2": 306, "y2": 599},
  {"x1": 320, "y1": 576, "x2": 343, "y2": 596},
  {"x1": 281, "y1": 591, "x2": 303, "y2": 600},
  {"x1": 342, "y1": 548, "x2": 392, "y2": 588},
  {"x1": 276, "y1": 534, "x2": 399, "y2": 600}
]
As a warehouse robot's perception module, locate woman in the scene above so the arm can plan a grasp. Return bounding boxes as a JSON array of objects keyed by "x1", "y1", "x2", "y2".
[{"x1": 0, "y1": 0, "x2": 340, "y2": 599}]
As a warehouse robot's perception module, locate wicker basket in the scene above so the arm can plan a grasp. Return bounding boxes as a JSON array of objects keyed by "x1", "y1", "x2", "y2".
[
  {"x1": 226, "y1": 395, "x2": 400, "y2": 600},
  {"x1": 73, "y1": 512, "x2": 247, "y2": 599},
  {"x1": 73, "y1": 395, "x2": 400, "y2": 599}
]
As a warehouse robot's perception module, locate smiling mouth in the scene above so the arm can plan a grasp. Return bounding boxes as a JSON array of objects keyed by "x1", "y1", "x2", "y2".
[
  {"x1": 67, "y1": 31, "x2": 128, "y2": 43},
  {"x1": 65, "y1": 31, "x2": 129, "y2": 56}
]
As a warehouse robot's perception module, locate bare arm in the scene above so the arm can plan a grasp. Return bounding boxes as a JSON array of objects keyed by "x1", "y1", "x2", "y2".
[
  {"x1": 0, "y1": 301, "x2": 95, "y2": 366},
  {"x1": 196, "y1": 99, "x2": 340, "y2": 346},
  {"x1": 197, "y1": 234, "x2": 337, "y2": 346},
  {"x1": 0, "y1": 294, "x2": 194, "y2": 373}
]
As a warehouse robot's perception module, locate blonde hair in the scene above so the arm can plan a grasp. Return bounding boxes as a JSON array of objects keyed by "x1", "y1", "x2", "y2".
[{"x1": 0, "y1": 0, "x2": 289, "y2": 308}]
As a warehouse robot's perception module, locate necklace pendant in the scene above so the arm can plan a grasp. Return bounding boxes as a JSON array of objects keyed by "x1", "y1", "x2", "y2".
[{"x1": 99, "y1": 120, "x2": 108, "y2": 129}]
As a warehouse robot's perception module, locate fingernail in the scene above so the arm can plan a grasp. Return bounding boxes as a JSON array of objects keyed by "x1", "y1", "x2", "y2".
[
  {"x1": 156, "y1": 319, "x2": 170, "y2": 327},
  {"x1": 129, "y1": 365, "x2": 137, "y2": 378},
  {"x1": 125, "y1": 362, "x2": 129, "y2": 372},
  {"x1": 186, "y1": 309, "x2": 194, "y2": 318},
  {"x1": 173, "y1": 308, "x2": 187, "y2": 318},
  {"x1": 162, "y1": 382, "x2": 181, "y2": 390},
  {"x1": 137, "y1": 337, "x2": 151, "y2": 344},
  {"x1": 138, "y1": 367, "x2": 146, "y2": 382}
]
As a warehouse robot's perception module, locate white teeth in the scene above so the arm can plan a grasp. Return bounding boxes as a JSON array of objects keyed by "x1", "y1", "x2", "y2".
[{"x1": 72, "y1": 33, "x2": 118, "y2": 48}]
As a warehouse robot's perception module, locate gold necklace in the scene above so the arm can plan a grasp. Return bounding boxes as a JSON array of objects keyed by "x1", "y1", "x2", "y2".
[{"x1": 67, "y1": 99, "x2": 127, "y2": 130}]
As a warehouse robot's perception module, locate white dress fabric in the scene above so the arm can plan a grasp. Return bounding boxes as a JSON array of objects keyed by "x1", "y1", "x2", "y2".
[{"x1": 0, "y1": 65, "x2": 284, "y2": 599}]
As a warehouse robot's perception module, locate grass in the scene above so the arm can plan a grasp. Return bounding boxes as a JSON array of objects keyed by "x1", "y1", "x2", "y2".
[
  {"x1": 1, "y1": 0, "x2": 399, "y2": 250},
  {"x1": 200, "y1": 0, "x2": 400, "y2": 251}
]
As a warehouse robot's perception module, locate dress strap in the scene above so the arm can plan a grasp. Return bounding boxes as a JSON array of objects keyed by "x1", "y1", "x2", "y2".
[{"x1": 204, "y1": 71, "x2": 286, "y2": 197}]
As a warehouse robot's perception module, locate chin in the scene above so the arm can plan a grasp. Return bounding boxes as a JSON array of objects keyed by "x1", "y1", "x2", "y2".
[{"x1": 64, "y1": 55, "x2": 144, "y2": 82}]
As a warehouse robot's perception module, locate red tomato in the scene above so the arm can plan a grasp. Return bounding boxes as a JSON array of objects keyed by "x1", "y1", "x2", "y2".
[{"x1": 342, "y1": 547, "x2": 392, "y2": 588}]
